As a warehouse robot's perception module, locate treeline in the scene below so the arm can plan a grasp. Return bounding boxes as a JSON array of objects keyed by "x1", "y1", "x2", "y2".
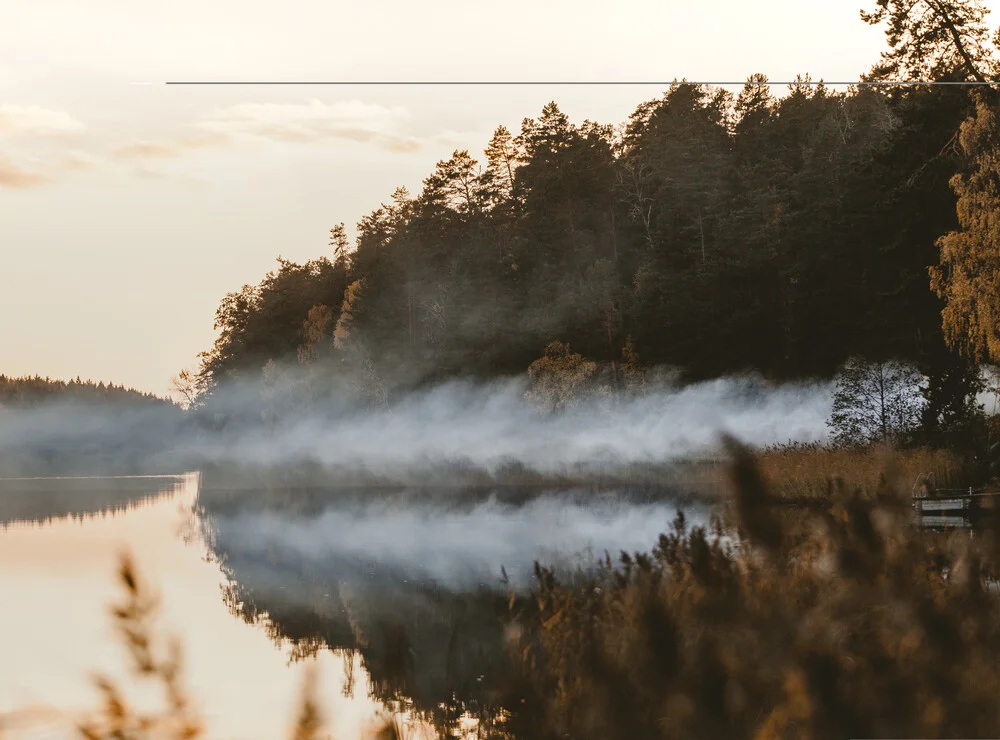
[
  {"x1": 0, "y1": 375, "x2": 184, "y2": 477},
  {"x1": 0, "y1": 374, "x2": 175, "y2": 409},
  {"x1": 190, "y1": 1, "x2": 1000, "y2": 418}
]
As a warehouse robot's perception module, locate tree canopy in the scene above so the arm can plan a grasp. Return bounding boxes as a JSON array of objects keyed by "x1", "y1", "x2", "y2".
[{"x1": 188, "y1": 0, "x2": 1000, "y2": 436}]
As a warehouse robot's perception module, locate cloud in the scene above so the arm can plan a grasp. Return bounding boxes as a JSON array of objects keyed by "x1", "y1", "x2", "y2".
[
  {"x1": 0, "y1": 149, "x2": 104, "y2": 189},
  {"x1": 0, "y1": 98, "x2": 470, "y2": 188},
  {"x1": 0, "y1": 105, "x2": 84, "y2": 137},
  {"x1": 58, "y1": 151, "x2": 101, "y2": 172},
  {"x1": 0, "y1": 105, "x2": 91, "y2": 187},
  {"x1": 110, "y1": 131, "x2": 231, "y2": 161},
  {"x1": 103, "y1": 100, "x2": 426, "y2": 167},
  {"x1": 0, "y1": 155, "x2": 48, "y2": 188},
  {"x1": 197, "y1": 98, "x2": 424, "y2": 152}
]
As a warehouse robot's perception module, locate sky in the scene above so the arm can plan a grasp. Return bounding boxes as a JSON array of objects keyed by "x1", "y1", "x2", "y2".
[{"x1": 0, "y1": 0, "x2": 989, "y2": 396}]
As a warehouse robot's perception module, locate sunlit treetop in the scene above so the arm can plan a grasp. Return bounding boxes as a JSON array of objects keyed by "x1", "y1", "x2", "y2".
[{"x1": 861, "y1": 0, "x2": 996, "y2": 82}]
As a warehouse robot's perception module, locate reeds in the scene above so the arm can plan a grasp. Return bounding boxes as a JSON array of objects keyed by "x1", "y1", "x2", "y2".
[
  {"x1": 69, "y1": 553, "x2": 405, "y2": 740},
  {"x1": 76, "y1": 553, "x2": 204, "y2": 740},
  {"x1": 510, "y1": 438, "x2": 1000, "y2": 739},
  {"x1": 690, "y1": 442, "x2": 963, "y2": 502}
]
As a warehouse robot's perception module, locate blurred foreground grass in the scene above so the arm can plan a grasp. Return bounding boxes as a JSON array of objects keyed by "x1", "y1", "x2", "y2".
[{"x1": 510, "y1": 437, "x2": 1000, "y2": 738}]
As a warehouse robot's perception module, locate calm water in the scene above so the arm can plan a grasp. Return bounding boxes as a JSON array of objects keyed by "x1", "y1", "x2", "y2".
[{"x1": 0, "y1": 473, "x2": 709, "y2": 739}]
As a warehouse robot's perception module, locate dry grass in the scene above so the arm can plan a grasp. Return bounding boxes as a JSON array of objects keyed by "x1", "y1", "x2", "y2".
[
  {"x1": 689, "y1": 442, "x2": 964, "y2": 503},
  {"x1": 77, "y1": 554, "x2": 203, "y2": 740},
  {"x1": 67, "y1": 553, "x2": 402, "y2": 740},
  {"x1": 510, "y1": 436, "x2": 1000, "y2": 739}
]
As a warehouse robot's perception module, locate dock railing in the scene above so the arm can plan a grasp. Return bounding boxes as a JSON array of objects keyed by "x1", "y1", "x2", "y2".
[{"x1": 911, "y1": 472, "x2": 992, "y2": 500}]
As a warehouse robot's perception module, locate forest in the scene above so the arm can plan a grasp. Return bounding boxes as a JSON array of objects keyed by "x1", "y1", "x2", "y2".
[
  {"x1": 0, "y1": 375, "x2": 175, "y2": 409},
  {"x1": 178, "y1": 0, "x2": 1000, "y2": 464}
]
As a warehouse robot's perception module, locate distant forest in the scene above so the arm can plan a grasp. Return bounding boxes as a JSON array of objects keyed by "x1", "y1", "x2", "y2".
[
  {"x1": 184, "y1": 1, "x2": 1000, "y2": 425},
  {"x1": 0, "y1": 375, "x2": 174, "y2": 409}
]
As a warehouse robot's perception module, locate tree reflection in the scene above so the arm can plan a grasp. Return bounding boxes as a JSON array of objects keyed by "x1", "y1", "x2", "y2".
[
  {"x1": 0, "y1": 476, "x2": 185, "y2": 530},
  {"x1": 197, "y1": 485, "x2": 543, "y2": 737}
]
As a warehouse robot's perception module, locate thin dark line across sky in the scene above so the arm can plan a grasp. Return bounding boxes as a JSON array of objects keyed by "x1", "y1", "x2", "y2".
[{"x1": 151, "y1": 80, "x2": 1000, "y2": 86}]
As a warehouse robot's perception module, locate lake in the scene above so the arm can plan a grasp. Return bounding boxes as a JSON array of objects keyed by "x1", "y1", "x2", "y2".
[{"x1": 0, "y1": 473, "x2": 711, "y2": 739}]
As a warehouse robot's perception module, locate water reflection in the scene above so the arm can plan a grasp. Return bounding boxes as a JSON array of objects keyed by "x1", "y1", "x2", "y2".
[
  {"x1": 197, "y1": 485, "x2": 711, "y2": 736},
  {"x1": 0, "y1": 475, "x2": 184, "y2": 530},
  {"x1": 0, "y1": 473, "x2": 391, "y2": 739},
  {"x1": 0, "y1": 473, "x2": 709, "y2": 738}
]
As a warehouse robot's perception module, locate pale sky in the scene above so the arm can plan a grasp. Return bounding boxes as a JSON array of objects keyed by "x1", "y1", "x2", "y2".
[{"x1": 1, "y1": 0, "x2": 984, "y2": 396}]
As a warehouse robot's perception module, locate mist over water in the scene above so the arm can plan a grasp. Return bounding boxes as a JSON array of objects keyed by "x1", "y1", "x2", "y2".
[
  {"x1": 0, "y1": 373, "x2": 834, "y2": 480},
  {"x1": 221, "y1": 375, "x2": 834, "y2": 470},
  {"x1": 207, "y1": 491, "x2": 714, "y2": 591}
]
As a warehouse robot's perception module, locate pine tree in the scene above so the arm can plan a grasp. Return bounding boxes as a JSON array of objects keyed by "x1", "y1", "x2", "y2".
[{"x1": 860, "y1": 0, "x2": 993, "y2": 82}]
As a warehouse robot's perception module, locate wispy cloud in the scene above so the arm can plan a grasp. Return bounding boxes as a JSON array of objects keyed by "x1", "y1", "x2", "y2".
[
  {"x1": 0, "y1": 149, "x2": 103, "y2": 189},
  {"x1": 0, "y1": 106, "x2": 89, "y2": 188},
  {"x1": 0, "y1": 155, "x2": 48, "y2": 188},
  {"x1": 110, "y1": 132, "x2": 231, "y2": 161},
  {"x1": 102, "y1": 99, "x2": 425, "y2": 170},
  {"x1": 0, "y1": 105, "x2": 85, "y2": 138},
  {"x1": 196, "y1": 98, "x2": 424, "y2": 152},
  {"x1": 0, "y1": 98, "x2": 462, "y2": 188},
  {"x1": 58, "y1": 151, "x2": 101, "y2": 172}
]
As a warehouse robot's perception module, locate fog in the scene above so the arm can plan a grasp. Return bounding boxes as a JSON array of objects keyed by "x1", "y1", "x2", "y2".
[
  {"x1": 0, "y1": 373, "x2": 834, "y2": 481},
  {"x1": 220, "y1": 375, "x2": 831, "y2": 469},
  {"x1": 207, "y1": 491, "x2": 715, "y2": 592}
]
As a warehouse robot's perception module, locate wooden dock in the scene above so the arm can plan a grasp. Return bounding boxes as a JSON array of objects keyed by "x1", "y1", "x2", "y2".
[
  {"x1": 918, "y1": 514, "x2": 972, "y2": 529},
  {"x1": 912, "y1": 473, "x2": 1000, "y2": 528}
]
